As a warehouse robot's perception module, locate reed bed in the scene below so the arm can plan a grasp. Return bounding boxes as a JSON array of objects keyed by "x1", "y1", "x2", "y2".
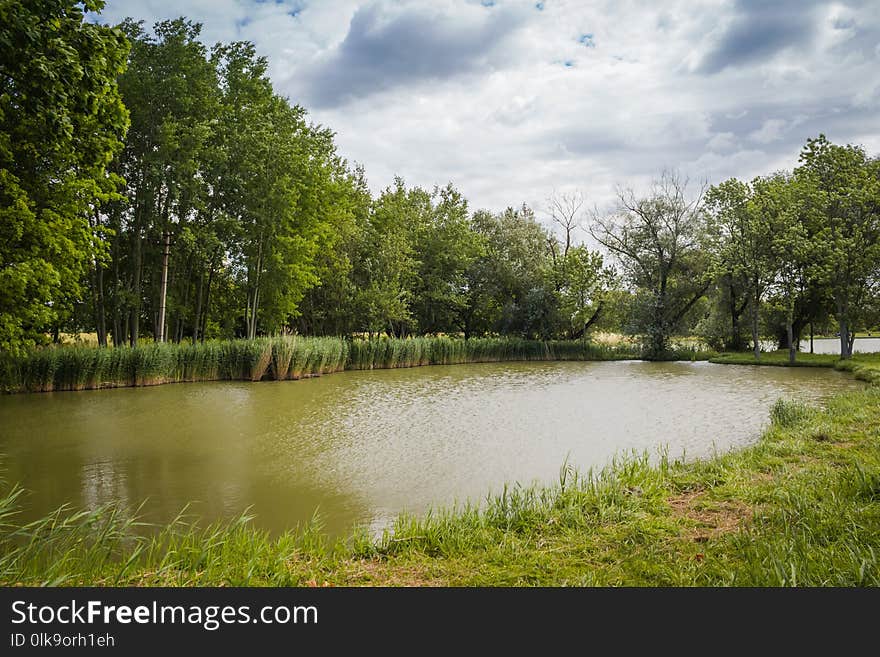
[
  {"x1": 344, "y1": 336, "x2": 641, "y2": 370},
  {"x1": 0, "y1": 335, "x2": 652, "y2": 394}
]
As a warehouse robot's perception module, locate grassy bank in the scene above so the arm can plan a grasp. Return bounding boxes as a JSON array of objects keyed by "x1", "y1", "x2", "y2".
[
  {"x1": 1, "y1": 358, "x2": 878, "y2": 585},
  {"x1": 711, "y1": 351, "x2": 880, "y2": 385},
  {"x1": 0, "y1": 336, "x2": 715, "y2": 394}
]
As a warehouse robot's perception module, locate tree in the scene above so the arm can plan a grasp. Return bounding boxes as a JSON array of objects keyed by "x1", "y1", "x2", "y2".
[
  {"x1": 410, "y1": 184, "x2": 483, "y2": 334},
  {"x1": 555, "y1": 246, "x2": 616, "y2": 339},
  {"x1": 591, "y1": 171, "x2": 710, "y2": 358},
  {"x1": 296, "y1": 165, "x2": 372, "y2": 336},
  {"x1": 544, "y1": 191, "x2": 615, "y2": 339},
  {"x1": 795, "y1": 135, "x2": 880, "y2": 359},
  {"x1": 460, "y1": 205, "x2": 555, "y2": 338},
  {"x1": 111, "y1": 19, "x2": 218, "y2": 345},
  {"x1": 0, "y1": 0, "x2": 129, "y2": 353},
  {"x1": 705, "y1": 178, "x2": 774, "y2": 357},
  {"x1": 355, "y1": 179, "x2": 429, "y2": 336},
  {"x1": 545, "y1": 191, "x2": 585, "y2": 280},
  {"x1": 757, "y1": 173, "x2": 811, "y2": 364}
]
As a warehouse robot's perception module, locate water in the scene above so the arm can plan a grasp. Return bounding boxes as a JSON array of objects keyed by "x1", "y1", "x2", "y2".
[
  {"x1": 799, "y1": 337, "x2": 880, "y2": 354},
  {"x1": 0, "y1": 361, "x2": 861, "y2": 536}
]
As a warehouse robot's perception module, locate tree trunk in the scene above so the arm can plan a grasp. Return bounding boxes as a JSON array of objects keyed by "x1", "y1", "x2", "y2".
[
  {"x1": 247, "y1": 237, "x2": 264, "y2": 340},
  {"x1": 787, "y1": 313, "x2": 796, "y2": 364},
  {"x1": 93, "y1": 262, "x2": 107, "y2": 347},
  {"x1": 810, "y1": 322, "x2": 814, "y2": 354},
  {"x1": 200, "y1": 260, "x2": 215, "y2": 343},
  {"x1": 726, "y1": 287, "x2": 749, "y2": 352},
  {"x1": 648, "y1": 290, "x2": 666, "y2": 358},
  {"x1": 571, "y1": 301, "x2": 604, "y2": 340},
  {"x1": 730, "y1": 293, "x2": 739, "y2": 351},
  {"x1": 130, "y1": 229, "x2": 141, "y2": 347},
  {"x1": 157, "y1": 229, "x2": 171, "y2": 343},
  {"x1": 174, "y1": 258, "x2": 192, "y2": 344},
  {"x1": 752, "y1": 282, "x2": 761, "y2": 360},
  {"x1": 111, "y1": 228, "x2": 123, "y2": 347},
  {"x1": 839, "y1": 317, "x2": 849, "y2": 359},
  {"x1": 192, "y1": 269, "x2": 205, "y2": 344}
]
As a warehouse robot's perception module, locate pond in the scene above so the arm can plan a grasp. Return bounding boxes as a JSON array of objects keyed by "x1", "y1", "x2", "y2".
[{"x1": 0, "y1": 361, "x2": 862, "y2": 537}]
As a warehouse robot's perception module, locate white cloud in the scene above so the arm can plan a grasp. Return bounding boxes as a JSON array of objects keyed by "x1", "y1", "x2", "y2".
[
  {"x1": 748, "y1": 119, "x2": 788, "y2": 144},
  {"x1": 707, "y1": 132, "x2": 737, "y2": 151},
  {"x1": 94, "y1": 0, "x2": 880, "y2": 215}
]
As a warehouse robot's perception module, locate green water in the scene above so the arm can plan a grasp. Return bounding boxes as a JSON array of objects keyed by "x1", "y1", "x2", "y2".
[{"x1": 0, "y1": 361, "x2": 861, "y2": 536}]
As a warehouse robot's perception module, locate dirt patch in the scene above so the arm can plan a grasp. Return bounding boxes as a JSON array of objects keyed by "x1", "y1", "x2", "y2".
[
  {"x1": 667, "y1": 490, "x2": 751, "y2": 542},
  {"x1": 346, "y1": 560, "x2": 445, "y2": 587},
  {"x1": 749, "y1": 470, "x2": 775, "y2": 484}
]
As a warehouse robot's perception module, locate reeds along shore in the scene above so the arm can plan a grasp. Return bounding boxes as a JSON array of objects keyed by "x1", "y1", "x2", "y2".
[{"x1": 0, "y1": 336, "x2": 689, "y2": 394}]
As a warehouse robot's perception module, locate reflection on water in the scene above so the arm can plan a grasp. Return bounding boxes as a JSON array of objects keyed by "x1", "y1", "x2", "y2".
[{"x1": 0, "y1": 361, "x2": 862, "y2": 536}]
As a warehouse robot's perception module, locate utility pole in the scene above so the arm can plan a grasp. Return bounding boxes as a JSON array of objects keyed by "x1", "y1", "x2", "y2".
[{"x1": 157, "y1": 229, "x2": 171, "y2": 342}]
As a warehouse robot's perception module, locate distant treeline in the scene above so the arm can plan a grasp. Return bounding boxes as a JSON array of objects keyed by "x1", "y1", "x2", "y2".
[{"x1": 2, "y1": 2, "x2": 879, "y2": 362}]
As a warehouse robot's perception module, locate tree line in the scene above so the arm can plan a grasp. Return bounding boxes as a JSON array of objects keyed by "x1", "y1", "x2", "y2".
[{"x1": 2, "y1": 2, "x2": 879, "y2": 360}]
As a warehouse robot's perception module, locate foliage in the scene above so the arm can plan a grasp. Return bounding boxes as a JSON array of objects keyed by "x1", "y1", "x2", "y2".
[
  {"x1": 591, "y1": 172, "x2": 711, "y2": 357},
  {"x1": 795, "y1": 135, "x2": 880, "y2": 359},
  {"x1": 2, "y1": 5, "x2": 878, "y2": 365},
  {"x1": 0, "y1": 0, "x2": 129, "y2": 354}
]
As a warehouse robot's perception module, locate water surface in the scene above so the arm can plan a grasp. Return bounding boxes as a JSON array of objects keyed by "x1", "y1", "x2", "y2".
[
  {"x1": 799, "y1": 337, "x2": 880, "y2": 354},
  {"x1": 0, "y1": 361, "x2": 861, "y2": 536}
]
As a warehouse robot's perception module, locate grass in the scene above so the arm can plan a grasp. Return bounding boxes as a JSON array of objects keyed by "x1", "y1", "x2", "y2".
[
  {"x1": 0, "y1": 337, "x2": 349, "y2": 393},
  {"x1": 711, "y1": 350, "x2": 880, "y2": 386},
  {"x1": 1, "y1": 353, "x2": 878, "y2": 586},
  {"x1": 0, "y1": 335, "x2": 718, "y2": 394}
]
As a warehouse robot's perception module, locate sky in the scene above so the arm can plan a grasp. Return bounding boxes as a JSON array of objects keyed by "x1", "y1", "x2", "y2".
[{"x1": 93, "y1": 0, "x2": 880, "y2": 216}]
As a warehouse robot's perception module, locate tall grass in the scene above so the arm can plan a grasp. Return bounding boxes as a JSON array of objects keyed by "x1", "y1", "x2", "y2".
[
  {"x1": 0, "y1": 336, "x2": 651, "y2": 394},
  {"x1": 344, "y1": 336, "x2": 642, "y2": 370},
  {"x1": 0, "y1": 334, "x2": 720, "y2": 395}
]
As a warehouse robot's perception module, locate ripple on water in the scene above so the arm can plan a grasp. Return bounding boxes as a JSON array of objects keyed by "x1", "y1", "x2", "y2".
[{"x1": 0, "y1": 360, "x2": 862, "y2": 536}]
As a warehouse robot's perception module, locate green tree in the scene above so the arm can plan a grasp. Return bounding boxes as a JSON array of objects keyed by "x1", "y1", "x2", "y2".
[
  {"x1": 465, "y1": 205, "x2": 554, "y2": 338},
  {"x1": 590, "y1": 172, "x2": 710, "y2": 358},
  {"x1": 296, "y1": 165, "x2": 372, "y2": 336},
  {"x1": 0, "y1": 0, "x2": 129, "y2": 353},
  {"x1": 356, "y1": 178, "x2": 423, "y2": 336},
  {"x1": 212, "y1": 42, "x2": 341, "y2": 338},
  {"x1": 112, "y1": 19, "x2": 218, "y2": 345},
  {"x1": 759, "y1": 173, "x2": 812, "y2": 364},
  {"x1": 555, "y1": 246, "x2": 616, "y2": 339},
  {"x1": 795, "y1": 135, "x2": 880, "y2": 358},
  {"x1": 705, "y1": 178, "x2": 774, "y2": 357},
  {"x1": 411, "y1": 184, "x2": 483, "y2": 334}
]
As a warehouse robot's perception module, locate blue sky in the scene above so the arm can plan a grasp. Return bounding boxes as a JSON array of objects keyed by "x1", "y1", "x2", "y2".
[{"x1": 94, "y1": 0, "x2": 880, "y2": 214}]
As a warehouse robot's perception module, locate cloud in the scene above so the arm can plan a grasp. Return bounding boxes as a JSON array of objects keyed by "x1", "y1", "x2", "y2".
[
  {"x1": 297, "y1": 1, "x2": 527, "y2": 108},
  {"x1": 748, "y1": 119, "x2": 787, "y2": 144},
  {"x1": 91, "y1": 0, "x2": 880, "y2": 215},
  {"x1": 707, "y1": 132, "x2": 737, "y2": 151},
  {"x1": 695, "y1": 0, "x2": 823, "y2": 74}
]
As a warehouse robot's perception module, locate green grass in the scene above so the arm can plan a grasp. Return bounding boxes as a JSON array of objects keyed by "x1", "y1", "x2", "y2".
[
  {"x1": 711, "y1": 350, "x2": 880, "y2": 386},
  {"x1": 1, "y1": 355, "x2": 878, "y2": 586}
]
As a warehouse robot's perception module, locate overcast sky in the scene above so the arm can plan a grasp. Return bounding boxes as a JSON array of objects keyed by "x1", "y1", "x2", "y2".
[{"x1": 94, "y1": 0, "x2": 880, "y2": 215}]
